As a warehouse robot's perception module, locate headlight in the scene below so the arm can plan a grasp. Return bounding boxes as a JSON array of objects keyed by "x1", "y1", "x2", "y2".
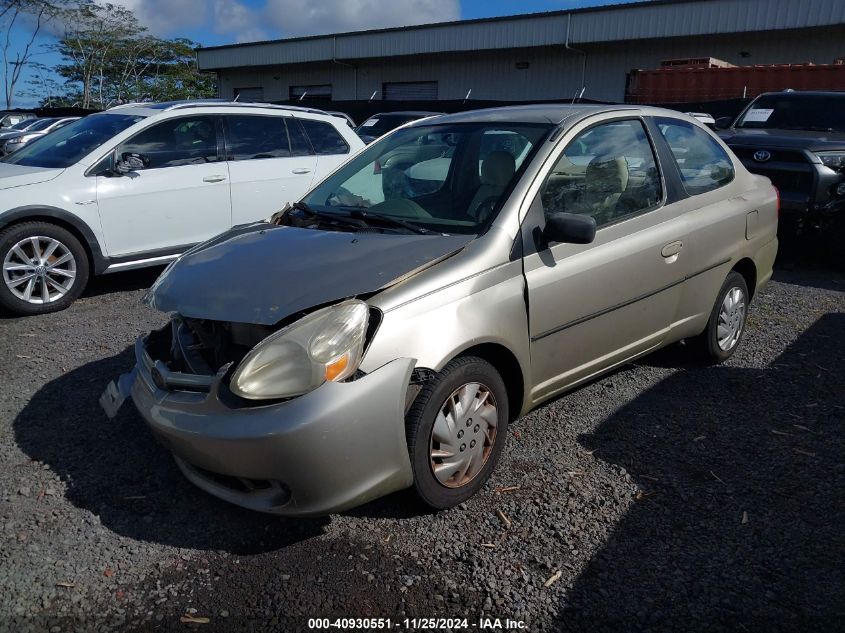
[
  {"x1": 815, "y1": 151, "x2": 845, "y2": 171},
  {"x1": 230, "y1": 300, "x2": 369, "y2": 400}
]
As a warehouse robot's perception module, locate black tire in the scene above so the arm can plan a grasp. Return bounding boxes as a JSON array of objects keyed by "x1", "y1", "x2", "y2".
[
  {"x1": 691, "y1": 271, "x2": 749, "y2": 364},
  {"x1": 406, "y1": 356, "x2": 509, "y2": 510},
  {"x1": 0, "y1": 221, "x2": 90, "y2": 316}
]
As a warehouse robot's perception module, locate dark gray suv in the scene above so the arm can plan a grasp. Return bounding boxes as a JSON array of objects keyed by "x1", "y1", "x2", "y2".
[{"x1": 717, "y1": 91, "x2": 845, "y2": 236}]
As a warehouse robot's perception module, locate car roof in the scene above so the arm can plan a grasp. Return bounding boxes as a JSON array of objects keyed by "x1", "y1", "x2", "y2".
[
  {"x1": 408, "y1": 104, "x2": 643, "y2": 126},
  {"x1": 757, "y1": 90, "x2": 845, "y2": 98},
  {"x1": 104, "y1": 99, "x2": 338, "y2": 118},
  {"x1": 370, "y1": 111, "x2": 444, "y2": 117}
]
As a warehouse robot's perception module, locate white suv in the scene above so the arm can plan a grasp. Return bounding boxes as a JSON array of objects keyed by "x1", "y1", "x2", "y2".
[{"x1": 0, "y1": 101, "x2": 363, "y2": 315}]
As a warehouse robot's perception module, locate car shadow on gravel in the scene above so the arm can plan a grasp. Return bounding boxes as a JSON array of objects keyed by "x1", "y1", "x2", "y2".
[
  {"x1": 555, "y1": 313, "x2": 845, "y2": 632},
  {"x1": 13, "y1": 348, "x2": 328, "y2": 555},
  {"x1": 81, "y1": 266, "x2": 165, "y2": 299}
]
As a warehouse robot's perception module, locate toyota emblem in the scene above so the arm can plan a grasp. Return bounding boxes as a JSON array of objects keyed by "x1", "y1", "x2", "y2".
[{"x1": 753, "y1": 150, "x2": 771, "y2": 162}]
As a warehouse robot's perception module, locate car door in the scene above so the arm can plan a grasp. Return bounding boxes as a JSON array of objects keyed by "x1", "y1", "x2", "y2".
[
  {"x1": 95, "y1": 114, "x2": 231, "y2": 257},
  {"x1": 523, "y1": 116, "x2": 690, "y2": 403},
  {"x1": 224, "y1": 114, "x2": 318, "y2": 225}
]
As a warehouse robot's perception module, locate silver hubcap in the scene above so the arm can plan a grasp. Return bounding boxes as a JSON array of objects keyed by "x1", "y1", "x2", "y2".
[
  {"x1": 429, "y1": 382, "x2": 498, "y2": 489},
  {"x1": 717, "y1": 286, "x2": 746, "y2": 351},
  {"x1": 3, "y1": 236, "x2": 76, "y2": 304}
]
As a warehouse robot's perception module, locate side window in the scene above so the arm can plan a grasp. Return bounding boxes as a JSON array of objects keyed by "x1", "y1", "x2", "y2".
[
  {"x1": 225, "y1": 115, "x2": 289, "y2": 160},
  {"x1": 656, "y1": 118, "x2": 734, "y2": 195},
  {"x1": 118, "y1": 116, "x2": 218, "y2": 168},
  {"x1": 298, "y1": 118, "x2": 349, "y2": 155},
  {"x1": 540, "y1": 119, "x2": 662, "y2": 228},
  {"x1": 286, "y1": 118, "x2": 312, "y2": 157}
]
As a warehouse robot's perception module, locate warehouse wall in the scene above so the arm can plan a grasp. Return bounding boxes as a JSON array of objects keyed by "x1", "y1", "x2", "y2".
[{"x1": 215, "y1": 26, "x2": 845, "y2": 104}]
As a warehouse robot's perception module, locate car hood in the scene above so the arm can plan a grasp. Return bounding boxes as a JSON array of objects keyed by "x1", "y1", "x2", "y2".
[
  {"x1": 720, "y1": 128, "x2": 845, "y2": 151},
  {"x1": 0, "y1": 162, "x2": 64, "y2": 190},
  {"x1": 146, "y1": 223, "x2": 474, "y2": 325}
]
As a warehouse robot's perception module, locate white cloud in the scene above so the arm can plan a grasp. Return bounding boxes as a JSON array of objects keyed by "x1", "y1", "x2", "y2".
[
  {"x1": 97, "y1": 0, "x2": 207, "y2": 35},
  {"x1": 263, "y1": 0, "x2": 460, "y2": 38},
  {"x1": 213, "y1": 0, "x2": 269, "y2": 43},
  {"x1": 90, "y1": 0, "x2": 461, "y2": 44}
]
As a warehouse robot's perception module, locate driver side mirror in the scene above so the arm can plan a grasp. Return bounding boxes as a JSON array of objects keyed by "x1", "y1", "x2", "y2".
[
  {"x1": 714, "y1": 117, "x2": 733, "y2": 130},
  {"x1": 542, "y1": 212, "x2": 597, "y2": 246},
  {"x1": 113, "y1": 151, "x2": 150, "y2": 175}
]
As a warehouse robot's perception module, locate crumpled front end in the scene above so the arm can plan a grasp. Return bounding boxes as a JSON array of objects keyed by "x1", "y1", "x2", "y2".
[{"x1": 105, "y1": 318, "x2": 415, "y2": 516}]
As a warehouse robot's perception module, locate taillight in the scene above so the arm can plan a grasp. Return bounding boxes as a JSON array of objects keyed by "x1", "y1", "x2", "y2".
[{"x1": 773, "y1": 185, "x2": 780, "y2": 218}]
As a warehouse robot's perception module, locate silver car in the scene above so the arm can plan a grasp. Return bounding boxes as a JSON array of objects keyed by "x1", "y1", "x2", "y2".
[{"x1": 102, "y1": 104, "x2": 778, "y2": 516}]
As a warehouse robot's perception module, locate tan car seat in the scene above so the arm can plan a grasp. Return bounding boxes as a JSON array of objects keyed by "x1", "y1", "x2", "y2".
[
  {"x1": 575, "y1": 156, "x2": 629, "y2": 224},
  {"x1": 467, "y1": 151, "x2": 516, "y2": 221}
]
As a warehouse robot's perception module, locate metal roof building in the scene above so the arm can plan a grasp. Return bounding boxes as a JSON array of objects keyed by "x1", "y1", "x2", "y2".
[{"x1": 197, "y1": 0, "x2": 845, "y2": 104}]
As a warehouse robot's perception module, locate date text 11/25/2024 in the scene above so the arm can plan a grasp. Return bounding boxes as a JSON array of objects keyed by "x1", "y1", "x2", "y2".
[{"x1": 307, "y1": 617, "x2": 528, "y2": 630}]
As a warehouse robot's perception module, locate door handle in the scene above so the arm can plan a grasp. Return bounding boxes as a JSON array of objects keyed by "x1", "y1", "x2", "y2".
[
  {"x1": 661, "y1": 241, "x2": 683, "y2": 258},
  {"x1": 202, "y1": 175, "x2": 227, "y2": 183},
  {"x1": 291, "y1": 168, "x2": 311, "y2": 175}
]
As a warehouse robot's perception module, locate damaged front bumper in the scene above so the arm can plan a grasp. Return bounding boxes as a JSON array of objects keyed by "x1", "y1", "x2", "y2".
[{"x1": 102, "y1": 327, "x2": 415, "y2": 516}]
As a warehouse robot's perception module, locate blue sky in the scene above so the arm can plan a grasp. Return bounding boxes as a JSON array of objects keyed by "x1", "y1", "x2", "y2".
[{"x1": 7, "y1": 0, "x2": 645, "y2": 106}]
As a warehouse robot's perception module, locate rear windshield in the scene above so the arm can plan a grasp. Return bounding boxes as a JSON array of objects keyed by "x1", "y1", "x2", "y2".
[
  {"x1": 736, "y1": 94, "x2": 845, "y2": 133},
  {"x1": 2, "y1": 113, "x2": 144, "y2": 168}
]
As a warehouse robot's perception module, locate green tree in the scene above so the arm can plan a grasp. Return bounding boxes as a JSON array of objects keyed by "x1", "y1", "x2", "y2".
[{"x1": 51, "y1": 1, "x2": 215, "y2": 108}]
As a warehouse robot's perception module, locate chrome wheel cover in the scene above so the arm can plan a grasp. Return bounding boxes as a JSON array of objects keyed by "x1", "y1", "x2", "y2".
[
  {"x1": 429, "y1": 382, "x2": 498, "y2": 488},
  {"x1": 3, "y1": 236, "x2": 77, "y2": 305},
  {"x1": 717, "y1": 286, "x2": 746, "y2": 351}
]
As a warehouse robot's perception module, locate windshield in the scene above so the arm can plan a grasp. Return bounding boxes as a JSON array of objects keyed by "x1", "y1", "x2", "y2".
[
  {"x1": 736, "y1": 94, "x2": 845, "y2": 132},
  {"x1": 2, "y1": 113, "x2": 144, "y2": 168},
  {"x1": 303, "y1": 122, "x2": 550, "y2": 234},
  {"x1": 23, "y1": 118, "x2": 57, "y2": 132},
  {"x1": 8, "y1": 119, "x2": 39, "y2": 131},
  {"x1": 356, "y1": 115, "x2": 426, "y2": 137}
]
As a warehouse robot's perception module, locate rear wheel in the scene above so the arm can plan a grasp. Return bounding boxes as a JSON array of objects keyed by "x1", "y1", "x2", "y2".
[
  {"x1": 0, "y1": 222, "x2": 89, "y2": 315},
  {"x1": 691, "y1": 271, "x2": 749, "y2": 364},
  {"x1": 406, "y1": 356, "x2": 508, "y2": 510}
]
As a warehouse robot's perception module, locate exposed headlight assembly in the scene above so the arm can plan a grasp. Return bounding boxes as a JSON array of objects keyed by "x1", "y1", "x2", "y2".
[
  {"x1": 230, "y1": 300, "x2": 369, "y2": 400},
  {"x1": 815, "y1": 151, "x2": 845, "y2": 171}
]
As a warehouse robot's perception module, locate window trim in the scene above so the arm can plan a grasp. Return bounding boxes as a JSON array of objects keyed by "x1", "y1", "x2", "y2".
[
  {"x1": 536, "y1": 115, "x2": 668, "y2": 232},
  {"x1": 652, "y1": 115, "x2": 736, "y2": 197},
  {"x1": 220, "y1": 112, "x2": 293, "y2": 162}
]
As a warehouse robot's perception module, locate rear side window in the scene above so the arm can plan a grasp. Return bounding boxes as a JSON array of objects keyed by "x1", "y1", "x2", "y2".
[
  {"x1": 298, "y1": 118, "x2": 349, "y2": 155},
  {"x1": 118, "y1": 116, "x2": 219, "y2": 168},
  {"x1": 225, "y1": 115, "x2": 289, "y2": 160},
  {"x1": 656, "y1": 118, "x2": 734, "y2": 195}
]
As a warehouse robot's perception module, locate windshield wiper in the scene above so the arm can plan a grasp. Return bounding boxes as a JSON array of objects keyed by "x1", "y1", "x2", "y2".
[
  {"x1": 276, "y1": 201, "x2": 366, "y2": 229},
  {"x1": 345, "y1": 208, "x2": 431, "y2": 235}
]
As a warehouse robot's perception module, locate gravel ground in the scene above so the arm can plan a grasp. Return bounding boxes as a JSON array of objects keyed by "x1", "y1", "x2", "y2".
[{"x1": 0, "y1": 263, "x2": 843, "y2": 632}]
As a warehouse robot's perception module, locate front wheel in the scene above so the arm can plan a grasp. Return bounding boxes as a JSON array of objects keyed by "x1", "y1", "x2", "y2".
[
  {"x1": 691, "y1": 271, "x2": 749, "y2": 364},
  {"x1": 406, "y1": 356, "x2": 509, "y2": 510},
  {"x1": 0, "y1": 222, "x2": 89, "y2": 316}
]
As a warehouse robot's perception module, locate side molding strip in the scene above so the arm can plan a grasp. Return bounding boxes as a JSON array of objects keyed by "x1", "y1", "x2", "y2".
[{"x1": 530, "y1": 258, "x2": 731, "y2": 343}]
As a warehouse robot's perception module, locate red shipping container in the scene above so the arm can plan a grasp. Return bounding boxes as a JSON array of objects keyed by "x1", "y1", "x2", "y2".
[{"x1": 627, "y1": 63, "x2": 845, "y2": 104}]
